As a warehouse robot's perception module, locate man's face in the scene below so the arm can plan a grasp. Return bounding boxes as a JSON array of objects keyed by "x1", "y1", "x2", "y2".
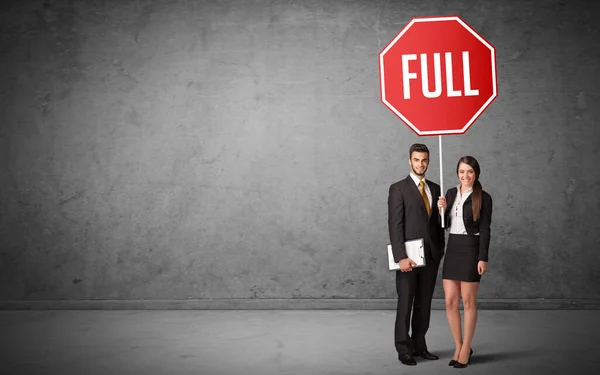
[{"x1": 409, "y1": 151, "x2": 429, "y2": 177}]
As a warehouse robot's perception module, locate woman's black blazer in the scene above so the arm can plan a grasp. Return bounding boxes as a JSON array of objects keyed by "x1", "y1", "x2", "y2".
[{"x1": 443, "y1": 187, "x2": 493, "y2": 262}]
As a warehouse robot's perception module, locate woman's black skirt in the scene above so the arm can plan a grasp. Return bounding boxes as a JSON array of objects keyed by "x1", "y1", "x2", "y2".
[{"x1": 442, "y1": 233, "x2": 482, "y2": 282}]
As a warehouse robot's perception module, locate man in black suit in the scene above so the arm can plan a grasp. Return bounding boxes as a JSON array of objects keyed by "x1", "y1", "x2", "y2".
[{"x1": 387, "y1": 143, "x2": 445, "y2": 366}]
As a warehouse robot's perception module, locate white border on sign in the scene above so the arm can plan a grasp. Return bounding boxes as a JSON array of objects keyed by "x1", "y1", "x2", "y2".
[{"x1": 379, "y1": 16, "x2": 498, "y2": 136}]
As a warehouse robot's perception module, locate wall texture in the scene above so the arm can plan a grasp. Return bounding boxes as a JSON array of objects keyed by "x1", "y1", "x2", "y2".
[{"x1": 1, "y1": 0, "x2": 599, "y2": 309}]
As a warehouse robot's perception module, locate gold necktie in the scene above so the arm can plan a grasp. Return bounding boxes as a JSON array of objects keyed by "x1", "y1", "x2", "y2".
[{"x1": 419, "y1": 180, "x2": 430, "y2": 216}]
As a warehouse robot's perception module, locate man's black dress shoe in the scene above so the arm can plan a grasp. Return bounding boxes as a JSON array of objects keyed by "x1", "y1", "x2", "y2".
[
  {"x1": 448, "y1": 348, "x2": 473, "y2": 366},
  {"x1": 415, "y1": 350, "x2": 439, "y2": 360},
  {"x1": 398, "y1": 354, "x2": 417, "y2": 366}
]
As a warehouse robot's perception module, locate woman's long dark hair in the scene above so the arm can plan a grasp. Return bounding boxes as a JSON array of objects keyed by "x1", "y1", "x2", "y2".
[{"x1": 457, "y1": 156, "x2": 482, "y2": 221}]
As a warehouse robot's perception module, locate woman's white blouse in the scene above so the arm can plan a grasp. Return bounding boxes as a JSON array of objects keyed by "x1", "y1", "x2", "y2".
[{"x1": 449, "y1": 185, "x2": 479, "y2": 235}]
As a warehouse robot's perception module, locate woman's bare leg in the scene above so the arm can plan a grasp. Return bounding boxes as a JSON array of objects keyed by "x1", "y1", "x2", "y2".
[
  {"x1": 443, "y1": 279, "x2": 462, "y2": 360},
  {"x1": 458, "y1": 281, "x2": 479, "y2": 364}
]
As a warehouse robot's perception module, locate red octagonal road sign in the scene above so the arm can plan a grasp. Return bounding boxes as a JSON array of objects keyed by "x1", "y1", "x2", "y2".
[{"x1": 379, "y1": 16, "x2": 497, "y2": 135}]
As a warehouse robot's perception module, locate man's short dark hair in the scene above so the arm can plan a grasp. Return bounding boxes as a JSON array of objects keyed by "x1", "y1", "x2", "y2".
[{"x1": 409, "y1": 143, "x2": 429, "y2": 158}]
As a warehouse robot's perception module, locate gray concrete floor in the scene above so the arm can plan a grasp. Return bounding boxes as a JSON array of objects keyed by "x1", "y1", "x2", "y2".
[{"x1": 1, "y1": 310, "x2": 599, "y2": 375}]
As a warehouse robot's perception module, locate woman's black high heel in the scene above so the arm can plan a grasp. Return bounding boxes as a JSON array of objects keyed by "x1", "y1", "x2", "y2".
[{"x1": 449, "y1": 348, "x2": 473, "y2": 367}]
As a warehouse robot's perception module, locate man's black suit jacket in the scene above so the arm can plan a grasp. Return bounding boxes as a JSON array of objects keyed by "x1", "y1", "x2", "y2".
[{"x1": 388, "y1": 175, "x2": 445, "y2": 263}]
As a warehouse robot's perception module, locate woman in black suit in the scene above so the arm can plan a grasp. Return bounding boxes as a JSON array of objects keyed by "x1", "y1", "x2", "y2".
[{"x1": 437, "y1": 156, "x2": 493, "y2": 369}]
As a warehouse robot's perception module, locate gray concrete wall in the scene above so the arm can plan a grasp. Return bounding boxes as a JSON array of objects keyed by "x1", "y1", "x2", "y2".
[{"x1": 1, "y1": 0, "x2": 599, "y2": 309}]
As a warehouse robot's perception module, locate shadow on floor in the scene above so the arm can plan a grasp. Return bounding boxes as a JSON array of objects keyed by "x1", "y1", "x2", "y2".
[
  {"x1": 432, "y1": 348, "x2": 454, "y2": 358},
  {"x1": 470, "y1": 348, "x2": 540, "y2": 364}
]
